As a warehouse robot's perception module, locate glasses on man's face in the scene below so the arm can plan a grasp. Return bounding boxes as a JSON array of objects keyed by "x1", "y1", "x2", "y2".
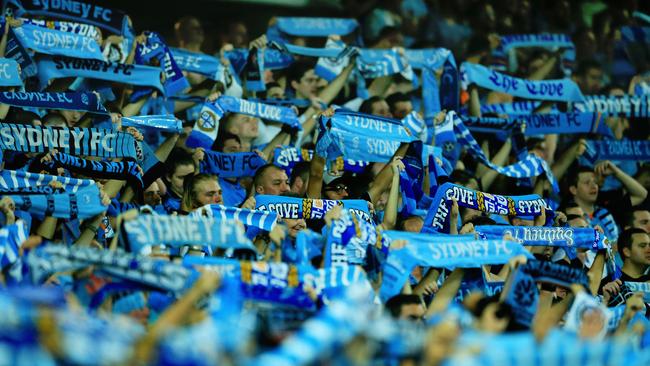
[{"x1": 326, "y1": 184, "x2": 348, "y2": 193}]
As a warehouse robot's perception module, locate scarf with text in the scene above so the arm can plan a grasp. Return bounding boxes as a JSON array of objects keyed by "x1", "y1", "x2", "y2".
[
  {"x1": 5, "y1": 26, "x2": 37, "y2": 79},
  {"x1": 121, "y1": 115, "x2": 183, "y2": 133},
  {"x1": 272, "y1": 146, "x2": 370, "y2": 175},
  {"x1": 199, "y1": 150, "x2": 266, "y2": 178},
  {"x1": 583, "y1": 140, "x2": 650, "y2": 163},
  {"x1": 36, "y1": 55, "x2": 164, "y2": 92},
  {"x1": 18, "y1": 17, "x2": 100, "y2": 38},
  {"x1": 423, "y1": 182, "x2": 552, "y2": 233},
  {"x1": 380, "y1": 232, "x2": 532, "y2": 300},
  {"x1": 121, "y1": 214, "x2": 255, "y2": 254},
  {"x1": 255, "y1": 195, "x2": 371, "y2": 221},
  {"x1": 492, "y1": 33, "x2": 575, "y2": 76},
  {"x1": 10, "y1": 184, "x2": 106, "y2": 219},
  {"x1": 266, "y1": 17, "x2": 360, "y2": 44},
  {"x1": 186, "y1": 96, "x2": 300, "y2": 149},
  {"x1": 0, "y1": 58, "x2": 23, "y2": 87},
  {"x1": 316, "y1": 109, "x2": 415, "y2": 163},
  {"x1": 475, "y1": 225, "x2": 609, "y2": 250},
  {"x1": 0, "y1": 91, "x2": 108, "y2": 114},
  {"x1": 47, "y1": 151, "x2": 143, "y2": 188},
  {"x1": 135, "y1": 31, "x2": 189, "y2": 96},
  {"x1": 461, "y1": 62, "x2": 584, "y2": 102},
  {"x1": 0, "y1": 169, "x2": 95, "y2": 194},
  {"x1": 6, "y1": 0, "x2": 128, "y2": 35},
  {"x1": 571, "y1": 95, "x2": 650, "y2": 117},
  {"x1": 12, "y1": 23, "x2": 103, "y2": 60}
]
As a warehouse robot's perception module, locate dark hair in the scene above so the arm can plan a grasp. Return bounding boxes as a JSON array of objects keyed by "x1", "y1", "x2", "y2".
[
  {"x1": 385, "y1": 92, "x2": 410, "y2": 113},
  {"x1": 359, "y1": 96, "x2": 385, "y2": 115},
  {"x1": 564, "y1": 165, "x2": 594, "y2": 191},
  {"x1": 467, "y1": 215, "x2": 497, "y2": 226},
  {"x1": 287, "y1": 60, "x2": 316, "y2": 87},
  {"x1": 574, "y1": 59, "x2": 602, "y2": 77},
  {"x1": 214, "y1": 131, "x2": 241, "y2": 152},
  {"x1": 385, "y1": 294, "x2": 423, "y2": 318},
  {"x1": 450, "y1": 170, "x2": 482, "y2": 192},
  {"x1": 165, "y1": 148, "x2": 195, "y2": 177},
  {"x1": 42, "y1": 112, "x2": 68, "y2": 126},
  {"x1": 624, "y1": 206, "x2": 650, "y2": 229},
  {"x1": 618, "y1": 228, "x2": 649, "y2": 260},
  {"x1": 253, "y1": 164, "x2": 284, "y2": 190},
  {"x1": 396, "y1": 215, "x2": 424, "y2": 231},
  {"x1": 289, "y1": 161, "x2": 310, "y2": 186}
]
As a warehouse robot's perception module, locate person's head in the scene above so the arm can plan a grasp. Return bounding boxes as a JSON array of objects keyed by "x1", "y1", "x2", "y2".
[
  {"x1": 398, "y1": 215, "x2": 424, "y2": 233},
  {"x1": 265, "y1": 81, "x2": 285, "y2": 99},
  {"x1": 222, "y1": 113, "x2": 259, "y2": 143},
  {"x1": 182, "y1": 173, "x2": 222, "y2": 211},
  {"x1": 634, "y1": 166, "x2": 650, "y2": 191},
  {"x1": 567, "y1": 166, "x2": 599, "y2": 205},
  {"x1": 385, "y1": 294, "x2": 425, "y2": 321},
  {"x1": 618, "y1": 228, "x2": 650, "y2": 269},
  {"x1": 573, "y1": 59, "x2": 603, "y2": 95},
  {"x1": 625, "y1": 207, "x2": 650, "y2": 233},
  {"x1": 323, "y1": 176, "x2": 349, "y2": 200},
  {"x1": 143, "y1": 181, "x2": 162, "y2": 207},
  {"x1": 561, "y1": 200, "x2": 585, "y2": 217},
  {"x1": 472, "y1": 295, "x2": 512, "y2": 333},
  {"x1": 289, "y1": 162, "x2": 310, "y2": 196},
  {"x1": 253, "y1": 164, "x2": 290, "y2": 195},
  {"x1": 567, "y1": 214, "x2": 589, "y2": 228},
  {"x1": 42, "y1": 112, "x2": 68, "y2": 127},
  {"x1": 165, "y1": 148, "x2": 196, "y2": 197},
  {"x1": 359, "y1": 96, "x2": 392, "y2": 118},
  {"x1": 280, "y1": 192, "x2": 307, "y2": 238},
  {"x1": 59, "y1": 109, "x2": 83, "y2": 127},
  {"x1": 214, "y1": 131, "x2": 242, "y2": 153},
  {"x1": 385, "y1": 92, "x2": 412, "y2": 119},
  {"x1": 226, "y1": 21, "x2": 248, "y2": 49},
  {"x1": 287, "y1": 61, "x2": 318, "y2": 99},
  {"x1": 372, "y1": 26, "x2": 404, "y2": 49},
  {"x1": 175, "y1": 16, "x2": 204, "y2": 48}
]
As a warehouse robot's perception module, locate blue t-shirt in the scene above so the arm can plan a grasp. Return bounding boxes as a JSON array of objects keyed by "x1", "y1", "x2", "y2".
[{"x1": 219, "y1": 178, "x2": 246, "y2": 207}]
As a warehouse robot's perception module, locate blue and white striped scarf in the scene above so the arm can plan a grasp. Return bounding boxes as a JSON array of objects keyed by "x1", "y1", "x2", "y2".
[
  {"x1": 0, "y1": 220, "x2": 28, "y2": 270},
  {"x1": 0, "y1": 169, "x2": 95, "y2": 194},
  {"x1": 9, "y1": 184, "x2": 107, "y2": 220},
  {"x1": 191, "y1": 204, "x2": 279, "y2": 232},
  {"x1": 135, "y1": 31, "x2": 189, "y2": 96},
  {"x1": 572, "y1": 95, "x2": 650, "y2": 117},
  {"x1": 438, "y1": 111, "x2": 559, "y2": 192},
  {"x1": 121, "y1": 115, "x2": 182, "y2": 133}
]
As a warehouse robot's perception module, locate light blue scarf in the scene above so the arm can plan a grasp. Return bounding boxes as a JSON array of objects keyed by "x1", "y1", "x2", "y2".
[
  {"x1": 0, "y1": 169, "x2": 95, "y2": 194},
  {"x1": 12, "y1": 23, "x2": 103, "y2": 60},
  {"x1": 475, "y1": 225, "x2": 609, "y2": 250},
  {"x1": 191, "y1": 204, "x2": 279, "y2": 232},
  {"x1": 135, "y1": 31, "x2": 189, "y2": 96},
  {"x1": 572, "y1": 95, "x2": 650, "y2": 117},
  {"x1": 461, "y1": 62, "x2": 584, "y2": 102},
  {"x1": 0, "y1": 220, "x2": 28, "y2": 269},
  {"x1": 0, "y1": 91, "x2": 109, "y2": 114},
  {"x1": 19, "y1": 17, "x2": 101, "y2": 38},
  {"x1": 0, "y1": 58, "x2": 23, "y2": 87},
  {"x1": 266, "y1": 17, "x2": 360, "y2": 43},
  {"x1": 121, "y1": 115, "x2": 183, "y2": 133},
  {"x1": 10, "y1": 184, "x2": 107, "y2": 219},
  {"x1": 583, "y1": 140, "x2": 650, "y2": 162}
]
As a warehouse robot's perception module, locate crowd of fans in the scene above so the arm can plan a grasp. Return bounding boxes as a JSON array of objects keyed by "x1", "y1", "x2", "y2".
[{"x1": 1, "y1": 0, "x2": 650, "y2": 365}]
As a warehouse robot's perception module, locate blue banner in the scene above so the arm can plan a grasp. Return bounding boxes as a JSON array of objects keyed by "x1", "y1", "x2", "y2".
[
  {"x1": 12, "y1": 23, "x2": 104, "y2": 60},
  {"x1": 0, "y1": 58, "x2": 23, "y2": 87}
]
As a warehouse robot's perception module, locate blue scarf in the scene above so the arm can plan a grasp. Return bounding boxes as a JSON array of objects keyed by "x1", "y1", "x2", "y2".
[
  {"x1": 572, "y1": 95, "x2": 650, "y2": 117},
  {"x1": 170, "y1": 47, "x2": 224, "y2": 78},
  {"x1": 36, "y1": 55, "x2": 164, "y2": 92},
  {"x1": 272, "y1": 146, "x2": 370, "y2": 175},
  {"x1": 423, "y1": 182, "x2": 553, "y2": 233},
  {"x1": 479, "y1": 100, "x2": 542, "y2": 115},
  {"x1": 583, "y1": 140, "x2": 650, "y2": 162},
  {"x1": 439, "y1": 111, "x2": 559, "y2": 192},
  {"x1": 314, "y1": 38, "x2": 355, "y2": 82},
  {"x1": 47, "y1": 151, "x2": 143, "y2": 188},
  {"x1": 224, "y1": 48, "x2": 294, "y2": 74},
  {"x1": 519, "y1": 112, "x2": 610, "y2": 136},
  {"x1": 122, "y1": 214, "x2": 255, "y2": 254},
  {"x1": 183, "y1": 256, "x2": 370, "y2": 309},
  {"x1": 0, "y1": 169, "x2": 95, "y2": 194},
  {"x1": 199, "y1": 150, "x2": 266, "y2": 178},
  {"x1": 191, "y1": 204, "x2": 279, "y2": 232},
  {"x1": 521, "y1": 259, "x2": 590, "y2": 288},
  {"x1": 475, "y1": 225, "x2": 609, "y2": 250},
  {"x1": 19, "y1": 17, "x2": 101, "y2": 38},
  {"x1": 0, "y1": 58, "x2": 23, "y2": 87},
  {"x1": 255, "y1": 195, "x2": 371, "y2": 221},
  {"x1": 266, "y1": 17, "x2": 360, "y2": 43},
  {"x1": 492, "y1": 34, "x2": 575, "y2": 76},
  {"x1": 380, "y1": 233, "x2": 532, "y2": 300},
  {"x1": 10, "y1": 184, "x2": 106, "y2": 219},
  {"x1": 5, "y1": 27, "x2": 37, "y2": 79},
  {"x1": 135, "y1": 31, "x2": 189, "y2": 96},
  {"x1": 186, "y1": 96, "x2": 301, "y2": 149},
  {"x1": 625, "y1": 282, "x2": 650, "y2": 302},
  {"x1": 324, "y1": 209, "x2": 380, "y2": 267},
  {"x1": 121, "y1": 115, "x2": 182, "y2": 133},
  {"x1": 6, "y1": 0, "x2": 128, "y2": 35},
  {"x1": 0, "y1": 91, "x2": 108, "y2": 114},
  {"x1": 316, "y1": 109, "x2": 415, "y2": 163},
  {"x1": 12, "y1": 23, "x2": 103, "y2": 60},
  {"x1": 0, "y1": 123, "x2": 139, "y2": 159},
  {"x1": 461, "y1": 62, "x2": 584, "y2": 102},
  {"x1": 26, "y1": 244, "x2": 198, "y2": 296},
  {"x1": 0, "y1": 220, "x2": 28, "y2": 269}
]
